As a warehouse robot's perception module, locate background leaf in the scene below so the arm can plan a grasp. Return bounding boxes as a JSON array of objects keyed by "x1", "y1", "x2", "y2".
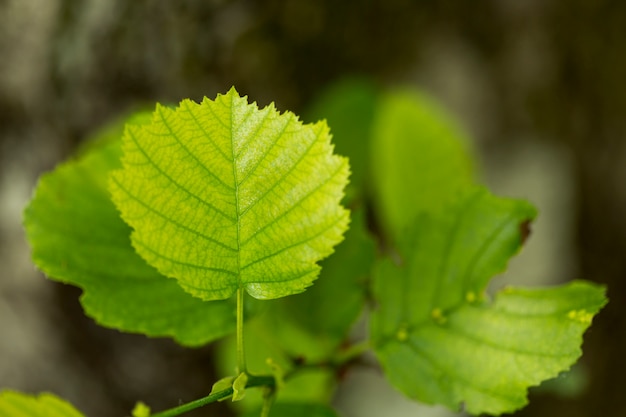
[
  {"x1": 240, "y1": 403, "x2": 340, "y2": 417},
  {"x1": 24, "y1": 115, "x2": 238, "y2": 346},
  {"x1": 0, "y1": 391, "x2": 85, "y2": 417},
  {"x1": 370, "y1": 189, "x2": 607, "y2": 415},
  {"x1": 305, "y1": 77, "x2": 379, "y2": 203},
  {"x1": 110, "y1": 88, "x2": 350, "y2": 301},
  {"x1": 268, "y1": 208, "x2": 376, "y2": 354},
  {"x1": 370, "y1": 89, "x2": 474, "y2": 242}
]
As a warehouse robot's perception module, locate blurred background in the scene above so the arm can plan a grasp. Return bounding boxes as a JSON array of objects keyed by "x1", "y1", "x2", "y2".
[{"x1": 1, "y1": 0, "x2": 624, "y2": 416}]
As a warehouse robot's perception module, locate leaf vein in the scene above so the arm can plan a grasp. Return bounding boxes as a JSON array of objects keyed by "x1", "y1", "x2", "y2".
[
  {"x1": 405, "y1": 336, "x2": 520, "y2": 403},
  {"x1": 126, "y1": 127, "x2": 237, "y2": 223},
  {"x1": 239, "y1": 122, "x2": 323, "y2": 219},
  {"x1": 240, "y1": 214, "x2": 345, "y2": 271},
  {"x1": 240, "y1": 157, "x2": 345, "y2": 247},
  {"x1": 111, "y1": 176, "x2": 238, "y2": 253},
  {"x1": 179, "y1": 101, "x2": 234, "y2": 163},
  {"x1": 236, "y1": 112, "x2": 292, "y2": 187},
  {"x1": 158, "y1": 105, "x2": 235, "y2": 193},
  {"x1": 134, "y1": 239, "x2": 238, "y2": 276}
]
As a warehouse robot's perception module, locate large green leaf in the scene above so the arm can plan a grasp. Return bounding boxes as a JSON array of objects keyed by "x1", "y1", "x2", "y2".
[
  {"x1": 370, "y1": 90, "x2": 474, "y2": 242},
  {"x1": 23, "y1": 115, "x2": 237, "y2": 346},
  {"x1": 110, "y1": 88, "x2": 350, "y2": 301},
  {"x1": 371, "y1": 188, "x2": 607, "y2": 415},
  {"x1": 0, "y1": 391, "x2": 85, "y2": 417}
]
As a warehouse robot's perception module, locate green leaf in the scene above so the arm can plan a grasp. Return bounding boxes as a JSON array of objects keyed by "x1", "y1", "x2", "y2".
[
  {"x1": 110, "y1": 87, "x2": 350, "y2": 301},
  {"x1": 305, "y1": 77, "x2": 379, "y2": 202},
  {"x1": 0, "y1": 391, "x2": 85, "y2": 417},
  {"x1": 268, "y1": 208, "x2": 376, "y2": 355},
  {"x1": 371, "y1": 189, "x2": 608, "y2": 415},
  {"x1": 23, "y1": 114, "x2": 237, "y2": 346},
  {"x1": 240, "y1": 403, "x2": 340, "y2": 417},
  {"x1": 233, "y1": 372, "x2": 249, "y2": 402},
  {"x1": 370, "y1": 89, "x2": 474, "y2": 242}
]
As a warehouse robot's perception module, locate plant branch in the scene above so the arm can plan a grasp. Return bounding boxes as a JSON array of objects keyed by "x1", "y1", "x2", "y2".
[
  {"x1": 283, "y1": 339, "x2": 372, "y2": 381},
  {"x1": 150, "y1": 375, "x2": 275, "y2": 417}
]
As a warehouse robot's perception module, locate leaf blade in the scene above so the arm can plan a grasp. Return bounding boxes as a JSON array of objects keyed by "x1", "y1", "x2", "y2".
[
  {"x1": 371, "y1": 189, "x2": 607, "y2": 415},
  {"x1": 110, "y1": 88, "x2": 350, "y2": 300},
  {"x1": 370, "y1": 89, "x2": 474, "y2": 242},
  {"x1": 23, "y1": 115, "x2": 238, "y2": 346},
  {"x1": 0, "y1": 391, "x2": 85, "y2": 417}
]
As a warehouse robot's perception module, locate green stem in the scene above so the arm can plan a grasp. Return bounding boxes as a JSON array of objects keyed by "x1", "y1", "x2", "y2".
[
  {"x1": 260, "y1": 391, "x2": 275, "y2": 417},
  {"x1": 334, "y1": 340, "x2": 371, "y2": 365},
  {"x1": 236, "y1": 286, "x2": 246, "y2": 375},
  {"x1": 150, "y1": 375, "x2": 274, "y2": 417}
]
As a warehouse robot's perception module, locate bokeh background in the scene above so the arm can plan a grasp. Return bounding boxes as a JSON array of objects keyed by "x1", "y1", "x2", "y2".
[{"x1": 1, "y1": 1, "x2": 624, "y2": 416}]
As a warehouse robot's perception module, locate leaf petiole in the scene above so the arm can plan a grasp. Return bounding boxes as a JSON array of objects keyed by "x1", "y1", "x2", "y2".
[{"x1": 236, "y1": 286, "x2": 246, "y2": 375}]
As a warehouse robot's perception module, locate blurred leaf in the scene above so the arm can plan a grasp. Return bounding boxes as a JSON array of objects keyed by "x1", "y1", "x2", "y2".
[
  {"x1": 24, "y1": 114, "x2": 237, "y2": 346},
  {"x1": 241, "y1": 403, "x2": 340, "y2": 417},
  {"x1": 110, "y1": 87, "x2": 350, "y2": 300},
  {"x1": 371, "y1": 188, "x2": 607, "y2": 415},
  {"x1": 306, "y1": 77, "x2": 379, "y2": 202},
  {"x1": 0, "y1": 391, "x2": 85, "y2": 417},
  {"x1": 270, "y1": 208, "x2": 376, "y2": 355},
  {"x1": 370, "y1": 89, "x2": 474, "y2": 242}
]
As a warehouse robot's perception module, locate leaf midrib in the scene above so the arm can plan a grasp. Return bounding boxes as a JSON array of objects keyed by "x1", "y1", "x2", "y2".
[{"x1": 229, "y1": 92, "x2": 243, "y2": 289}]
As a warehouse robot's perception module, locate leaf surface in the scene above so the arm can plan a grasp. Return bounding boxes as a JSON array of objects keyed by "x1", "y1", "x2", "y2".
[
  {"x1": 110, "y1": 88, "x2": 350, "y2": 300},
  {"x1": 0, "y1": 391, "x2": 85, "y2": 417},
  {"x1": 370, "y1": 90, "x2": 474, "y2": 242},
  {"x1": 305, "y1": 77, "x2": 378, "y2": 202},
  {"x1": 371, "y1": 188, "x2": 607, "y2": 415},
  {"x1": 269, "y1": 208, "x2": 376, "y2": 354},
  {"x1": 24, "y1": 115, "x2": 237, "y2": 346}
]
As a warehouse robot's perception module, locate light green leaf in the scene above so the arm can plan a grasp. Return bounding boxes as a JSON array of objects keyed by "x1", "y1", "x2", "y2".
[
  {"x1": 110, "y1": 87, "x2": 350, "y2": 301},
  {"x1": 0, "y1": 391, "x2": 85, "y2": 417},
  {"x1": 371, "y1": 189, "x2": 607, "y2": 415},
  {"x1": 370, "y1": 89, "x2": 474, "y2": 242},
  {"x1": 240, "y1": 403, "x2": 340, "y2": 417},
  {"x1": 23, "y1": 115, "x2": 237, "y2": 346},
  {"x1": 269, "y1": 208, "x2": 376, "y2": 355},
  {"x1": 210, "y1": 376, "x2": 236, "y2": 397},
  {"x1": 233, "y1": 372, "x2": 249, "y2": 402}
]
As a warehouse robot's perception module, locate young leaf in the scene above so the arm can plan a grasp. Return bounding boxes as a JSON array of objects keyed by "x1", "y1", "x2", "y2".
[
  {"x1": 23, "y1": 116, "x2": 237, "y2": 346},
  {"x1": 110, "y1": 88, "x2": 350, "y2": 301},
  {"x1": 370, "y1": 90, "x2": 474, "y2": 242},
  {"x1": 370, "y1": 188, "x2": 608, "y2": 415},
  {"x1": 0, "y1": 391, "x2": 85, "y2": 417}
]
